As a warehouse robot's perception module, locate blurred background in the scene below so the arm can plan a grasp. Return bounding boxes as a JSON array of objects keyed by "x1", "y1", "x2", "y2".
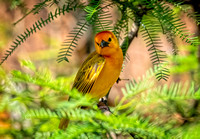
[{"x1": 0, "y1": 0, "x2": 199, "y2": 138}]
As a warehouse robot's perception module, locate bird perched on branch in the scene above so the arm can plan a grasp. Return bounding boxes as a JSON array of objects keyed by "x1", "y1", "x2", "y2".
[{"x1": 59, "y1": 30, "x2": 123, "y2": 129}]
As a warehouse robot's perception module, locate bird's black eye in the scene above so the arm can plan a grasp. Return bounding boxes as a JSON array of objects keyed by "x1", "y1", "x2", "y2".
[
  {"x1": 108, "y1": 38, "x2": 111, "y2": 42},
  {"x1": 96, "y1": 42, "x2": 99, "y2": 46}
]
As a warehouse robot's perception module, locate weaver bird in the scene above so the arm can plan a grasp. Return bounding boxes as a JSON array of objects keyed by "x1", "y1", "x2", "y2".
[{"x1": 59, "y1": 30, "x2": 123, "y2": 129}]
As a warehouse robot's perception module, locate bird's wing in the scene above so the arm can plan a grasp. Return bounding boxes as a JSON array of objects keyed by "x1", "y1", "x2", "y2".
[{"x1": 72, "y1": 51, "x2": 105, "y2": 94}]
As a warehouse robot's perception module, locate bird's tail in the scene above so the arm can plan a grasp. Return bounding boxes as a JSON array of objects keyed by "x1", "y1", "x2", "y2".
[{"x1": 59, "y1": 118, "x2": 70, "y2": 129}]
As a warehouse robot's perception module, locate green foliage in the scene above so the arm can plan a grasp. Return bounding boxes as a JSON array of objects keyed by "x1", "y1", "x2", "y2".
[
  {"x1": 57, "y1": 0, "x2": 113, "y2": 63},
  {"x1": 13, "y1": 0, "x2": 60, "y2": 25},
  {"x1": 173, "y1": 2, "x2": 200, "y2": 25},
  {"x1": 9, "y1": 0, "x2": 24, "y2": 10},
  {"x1": 0, "y1": 0, "x2": 200, "y2": 138},
  {"x1": 151, "y1": 1, "x2": 199, "y2": 46},
  {"x1": 0, "y1": 1, "x2": 82, "y2": 65},
  {"x1": 57, "y1": 20, "x2": 89, "y2": 63},
  {"x1": 113, "y1": 7, "x2": 134, "y2": 59},
  {"x1": 1, "y1": 60, "x2": 200, "y2": 138},
  {"x1": 1, "y1": 0, "x2": 200, "y2": 81},
  {"x1": 141, "y1": 15, "x2": 170, "y2": 81},
  {"x1": 12, "y1": 63, "x2": 168, "y2": 138}
]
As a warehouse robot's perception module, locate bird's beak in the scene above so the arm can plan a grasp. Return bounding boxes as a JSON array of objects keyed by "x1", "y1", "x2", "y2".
[{"x1": 100, "y1": 40, "x2": 109, "y2": 48}]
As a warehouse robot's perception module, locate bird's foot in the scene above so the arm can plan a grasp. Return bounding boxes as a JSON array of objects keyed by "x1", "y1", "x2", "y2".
[{"x1": 97, "y1": 97, "x2": 110, "y2": 112}]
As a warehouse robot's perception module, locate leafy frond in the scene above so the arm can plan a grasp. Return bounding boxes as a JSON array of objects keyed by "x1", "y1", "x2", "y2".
[
  {"x1": 86, "y1": 0, "x2": 113, "y2": 32},
  {"x1": 122, "y1": 68, "x2": 156, "y2": 98},
  {"x1": 57, "y1": 20, "x2": 89, "y2": 63},
  {"x1": 114, "y1": 7, "x2": 136, "y2": 61},
  {"x1": 152, "y1": 1, "x2": 200, "y2": 46},
  {"x1": 165, "y1": 30, "x2": 178, "y2": 55},
  {"x1": 25, "y1": 108, "x2": 168, "y2": 138},
  {"x1": 12, "y1": 63, "x2": 171, "y2": 138},
  {"x1": 25, "y1": 108, "x2": 60, "y2": 119},
  {"x1": 116, "y1": 67, "x2": 200, "y2": 115},
  {"x1": 181, "y1": 122, "x2": 200, "y2": 138},
  {"x1": 13, "y1": 0, "x2": 57, "y2": 25},
  {"x1": 114, "y1": 68, "x2": 156, "y2": 113},
  {"x1": 12, "y1": 69, "x2": 72, "y2": 97},
  {"x1": 113, "y1": 14, "x2": 128, "y2": 39},
  {"x1": 0, "y1": 2, "x2": 80, "y2": 65},
  {"x1": 173, "y1": 2, "x2": 200, "y2": 25},
  {"x1": 186, "y1": 12, "x2": 200, "y2": 25},
  {"x1": 94, "y1": 10, "x2": 113, "y2": 33},
  {"x1": 141, "y1": 15, "x2": 170, "y2": 81},
  {"x1": 155, "y1": 65, "x2": 170, "y2": 81},
  {"x1": 53, "y1": 114, "x2": 167, "y2": 138},
  {"x1": 121, "y1": 73, "x2": 199, "y2": 106},
  {"x1": 113, "y1": 5, "x2": 135, "y2": 38},
  {"x1": 85, "y1": 0, "x2": 113, "y2": 33},
  {"x1": 57, "y1": 0, "x2": 113, "y2": 63},
  {"x1": 120, "y1": 37, "x2": 129, "y2": 59},
  {"x1": 52, "y1": 123, "x2": 105, "y2": 139},
  {"x1": 12, "y1": 60, "x2": 70, "y2": 93},
  {"x1": 4, "y1": 61, "x2": 200, "y2": 138},
  {"x1": 144, "y1": 82, "x2": 199, "y2": 104}
]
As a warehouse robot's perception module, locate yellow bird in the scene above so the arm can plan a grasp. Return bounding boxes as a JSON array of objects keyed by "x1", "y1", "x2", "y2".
[{"x1": 59, "y1": 30, "x2": 123, "y2": 129}]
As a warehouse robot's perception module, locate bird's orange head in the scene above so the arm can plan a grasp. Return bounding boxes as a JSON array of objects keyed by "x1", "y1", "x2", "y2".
[{"x1": 94, "y1": 31, "x2": 120, "y2": 57}]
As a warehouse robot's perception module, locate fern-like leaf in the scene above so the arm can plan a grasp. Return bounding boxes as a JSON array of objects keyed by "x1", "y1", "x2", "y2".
[
  {"x1": 141, "y1": 15, "x2": 170, "y2": 81},
  {"x1": 113, "y1": 14, "x2": 129, "y2": 39},
  {"x1": 94, "y1": 10, "x2": 113, "y2": 33},
  {"x1": 173, "y1": 2, "x2": 200, "y2": 25},
  {"x1": 13, "y1": 0, "x2": 54, "y2": 25},
  {"x1": 25, "y1": 108, "x2": 168, "y2": 138},
  {"x1": 0, "y1": 2, "x2": 79, "y2": 65},
  {"x1": 57, "y1": 0, "x2": 113, "y2": 63},
  {"x1": 57, "y1": 20, "x2": 89, "y2": 63},
  {"x1": 152, "y1": 1, "x2": 200, "y2": 46},
  {"x1": 165, "y1": 30, "x2": 178, "y2": 55},
  {"x1": 113, "y1": 7, "x2": 136, "y2": 61},
  {"x1": 86, "y1": 0, "x2": 113, "y2": 33}
]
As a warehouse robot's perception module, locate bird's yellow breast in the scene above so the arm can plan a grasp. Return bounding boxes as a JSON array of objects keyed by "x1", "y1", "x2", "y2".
[{"x1": 89, "y1": 48, "x2": 123, "y2": 98}]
